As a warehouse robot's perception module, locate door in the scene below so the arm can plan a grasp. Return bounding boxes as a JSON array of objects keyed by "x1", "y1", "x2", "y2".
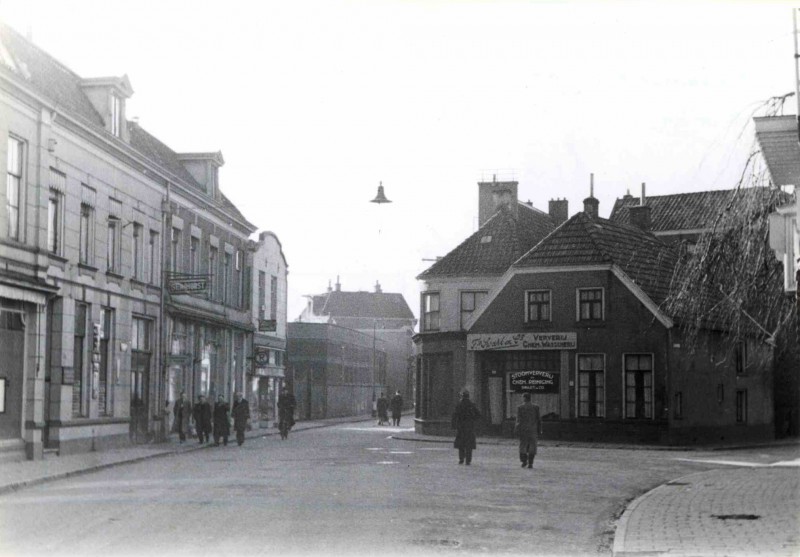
[
  {"x1": 130, "y1": 351, "x2": 150, "y2": 442},
  {"x1": 0, "y1": 310, "x2": 25, "y2": 441}
]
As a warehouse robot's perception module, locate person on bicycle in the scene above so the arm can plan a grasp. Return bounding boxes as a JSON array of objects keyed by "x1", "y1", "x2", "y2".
[{"x1": 277, "y1": 386, "x2": 296, "y2": 438}]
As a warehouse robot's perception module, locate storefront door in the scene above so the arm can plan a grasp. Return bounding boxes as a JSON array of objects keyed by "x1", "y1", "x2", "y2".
[{"x1": 0, "y1": 310, "x2": 25, "y2": 441}]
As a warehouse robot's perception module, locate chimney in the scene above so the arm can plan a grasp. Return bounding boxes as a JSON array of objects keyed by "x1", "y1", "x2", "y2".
[
  {"x1": 477, "y1": 178, "x2": 519, "y2": 226},
  {"x1": 327, "y1": 279, "x2": 332, "y2": 293},
  {"x1": 583, "y1": 173, "x2": 599, "y2": 219},
  {"x1": 335, "y1": 275, "x2": 341, "y2": 292},
  {"x1": 374, "y1": 280, "x2": 382, "y2": 293},
  {"x1": 629, "y1": 182, "x2": 651, "y2": 230},
  {"x1": 548, "y1": 198, "x2": 569, "y2": 226}
]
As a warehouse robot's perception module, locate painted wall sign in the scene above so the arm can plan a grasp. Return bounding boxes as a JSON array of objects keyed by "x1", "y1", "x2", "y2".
[
  {"x1": 510, "y1": 371, "x2": 560, "y2": 393},
  {"x1": 168, "y1": 275, "x2": 209, "y2": 295},
  {"x1": 467, "y1": 332, "x2": 576, "y2": 351},
  {"x1": 258, "y1": 319, "x2": 277, "y2": 332}
]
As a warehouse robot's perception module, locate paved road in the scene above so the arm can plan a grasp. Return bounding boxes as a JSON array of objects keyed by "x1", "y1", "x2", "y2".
[{"x1": 1, "y1": 419, "x2": 797, "y2": 556}]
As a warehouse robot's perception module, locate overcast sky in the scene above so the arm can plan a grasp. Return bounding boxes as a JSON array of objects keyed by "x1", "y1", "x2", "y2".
[{"x1": 1, "y1": 1, "x2": 795, "y2": 321}]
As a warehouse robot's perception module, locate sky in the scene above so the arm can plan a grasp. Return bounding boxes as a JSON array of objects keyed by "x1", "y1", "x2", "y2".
[{"x1": 0, "y1": 1, "x2": 796, "y2": 322}]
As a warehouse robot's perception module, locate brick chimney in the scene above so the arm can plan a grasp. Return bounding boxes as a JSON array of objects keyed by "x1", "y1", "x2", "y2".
[
  {"x1": 583, "y1": 173, "x2": 599, "y2": 219},
  {"x1": 374, "y1": 280, "x2": 382, "y2": 293},
  {"x1": 629, "y1": 182, "x2": 651, "y2": 230},
  {"x1": 335, "y1": 275, "x2": 341, "y2": 292},
  {"x1": 478, "y1": 176, "x2": 519, "y2": 226},
  {"x1": 548, "y1": 198, "x2": 569, "y2": 226}
]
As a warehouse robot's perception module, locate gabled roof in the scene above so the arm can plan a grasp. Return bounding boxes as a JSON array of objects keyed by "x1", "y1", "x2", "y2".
[
  {"x1": 417, "y1": 203, "x2": 556, "y2": 279},
  {"x1": 310, "y1": 291, "x2": 415, "y2": 320},
  {"x1": 513, "y1": 212, "x2": 679, "y2": 306},
  {"x1": 608, "y1": 188, "x2": 787, "y2": 233}
]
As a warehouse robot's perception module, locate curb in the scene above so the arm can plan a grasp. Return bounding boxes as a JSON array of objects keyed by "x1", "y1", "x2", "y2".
[{"x1": 0, "y1": 413, "x2": 376, "y2": 496}]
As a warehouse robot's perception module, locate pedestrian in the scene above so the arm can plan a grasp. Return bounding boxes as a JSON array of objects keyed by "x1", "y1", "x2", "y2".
[
  {"x1": 376, "y1": 392, "x2": 389, "y2": 426},
  {"x1": 213, "y1": 394, "x2": 230, "y2": 446},
  {"x1": 173, "y1": 391, "x2": 193, "y2": 444},
  {"x1": 452, "y1": 390, "x2": 481, "y2": 465},
  {"x1": 193, "y1": 394, "x2": 213, "y2": 444},
  {"x1": 231, "y1": 392, "x2": 250, "y2": 446},
  {"x1": 277, "y1": 387, "x2": 296, "y2": 438},
  {"x1": 390, "y1": 390, "x2": 403, "y2": 426},
  {"x1": 515, "y1": 392, "x2": 542, "y2": 469}
]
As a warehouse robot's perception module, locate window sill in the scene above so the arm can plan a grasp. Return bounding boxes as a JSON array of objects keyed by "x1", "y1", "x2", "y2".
[
  {"x1": 78, "y1": 262, "x2": 98, "y2": 274},
  {"x1": 574, "y1": 320, "x2": 605, "y2": 328},
  {"x1": 105, "y1": 271, "x2": 124, "y2": 283},
  {"x1": 130, "y1": 278, "x2": 148, "y2": 289},
  {"x1": 47, "y1": 252, "x2": 68, "y2": 264}
]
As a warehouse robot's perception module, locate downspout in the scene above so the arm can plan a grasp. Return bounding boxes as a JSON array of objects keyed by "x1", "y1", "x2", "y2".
[{"x1": 158, "y1": 181, "x2": 171, "y2": 441}]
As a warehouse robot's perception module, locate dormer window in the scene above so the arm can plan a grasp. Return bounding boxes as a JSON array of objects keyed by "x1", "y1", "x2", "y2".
[{"x1": 110, "y1": 93, "x2": 121, "y2": 137}]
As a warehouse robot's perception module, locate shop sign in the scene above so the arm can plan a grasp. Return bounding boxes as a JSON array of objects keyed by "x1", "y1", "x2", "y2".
[
  {"x1": 467, "y1": 332, "x2": 576, "y2": 351},
  {"x1": 258, "y1": 319, "x2": 277, "y2": 332},
  {"x1": 510, "y1": 371, "x2": 560, "y2": 393},
  {"x1": 254, "y1": 346, "x2": 270, "y2": 367},
  {"x1": 168, "y1": 274, "x2": 210, "y2": 295}
]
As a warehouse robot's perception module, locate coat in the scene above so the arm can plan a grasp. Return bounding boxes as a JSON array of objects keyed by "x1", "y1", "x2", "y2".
[
  {"x1": 193, "y1": 401, "x2": 213, "y2": 432},
  {"x1": 213, "y1": 402, "x2": 230, "y2": 436},
  {"x1": 173, "y1": 399, "x2": 193, "y2": 435},
  {"x1": 452, "y1": 398, "x2": 481, "y2": 450},
  {"x1": 515, "y1": 402, "x2": 542, "y2": 444},
  {"x1": 277, "y1": 393, "x2": 296, "y2": 423},
  {"x1": 390, "y1": 394, "x2": 403, "y2": 418},
  {"x1": 376, "y1": 397, "x2": 389, "y2": 418},
  {"x1": 231, "y1": 398, "x2": 250, "y2": 431}
]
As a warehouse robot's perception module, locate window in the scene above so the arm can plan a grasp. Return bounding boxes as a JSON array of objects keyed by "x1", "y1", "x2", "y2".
[
  {"x1": 577, "y1": 354, "x2": 604, "y2": 418},
  {"x1": 625, "y1": 354, "x2": 653, "y2": 419},
  {"x1": 578, "y1": 288, "x2": 603, "y2": 320},
  {"x1": 736, "y1": 389, "x2": 747, "y2": 423},
  {"x1": 6, "y1": 136, "x2": 22, "y2": 240},
  {"x1": 132, "y1": 223, "x2": 143, "y2": 280},
  {"x1": 270, "y1": 275, "x2": 278, "y2": 321},
  {"x1": 717, "y1": 383, "x2": 724, "y2": 404},
  {"x1": 525, "y1": 290, "x2": 551, "y2": 322},
  {"x1": 171, "y1": 227, "x2": 181, "y2": 272},
  {"x1": 258, "y1": 271, "x2": 266, "y2": 319},
  {"x1": 190, "y1": 236, "x2": 199, "y2": 274},
  {"x1": 72, "y1": 303, "x2": 88, "y2": 417},
  {"x1": 460, "y1": 291, "x2": 487, "y2": 329},
  {"x1": 110, "y1": 94, "x2": 121, "y2": 137},
  {"x1": 47, "y1": 188, "x2": 62, "y2": 254},
  {"x1": 674, "y1": 392, "x2": 683, "y2": 419},
  {"x1": 735, "y1": 341, "x2": 748, "y2": 375},
  {"x1": 148, "y1": 231, "x2": 159, "y2": 284},
  {"x1": 209, "y1": 245, "x2": 218, "y2": 299},
  {"x1": 99, "y1": 308, "x2": 114, "y2": 415},
  {"x1": 223, "y1": 252, "x2": 231, "y2": 305},
  {"x1": 236, "y1": 251, "x2": 244, "y2": 307},
  {"x1": 107, "y1": 220, "x2": 119, "y2": 272},
  {"x1": 79, "y1": 204, "x2": 93, "y2": 264},
  {"x1": 131, "y1": 317, "x2": 152, "y2": 406},
  {"x1": 422, "y1": 292, "x2": 440, "y2": 331}
]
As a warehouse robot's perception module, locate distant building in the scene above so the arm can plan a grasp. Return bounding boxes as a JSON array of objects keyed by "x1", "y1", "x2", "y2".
[
  {"x1": 298, "y1": 278, "x2": 416, "y2": 402},
  {"x1": 286, "y1": 322, "x2": 387, "y2": 419}
]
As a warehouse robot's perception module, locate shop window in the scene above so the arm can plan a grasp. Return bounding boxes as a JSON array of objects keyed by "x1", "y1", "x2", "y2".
[
  {"x1": 460, "y1": 291, "x2": 487, "y2": 329},
  {"x1": 420, "y1": 352, "x2": 452, "y2": 418},
  {"x1": 625, "y1": 354, "x2": 653, "y2": 419},
  {"x1": 577, "y1": 288, "x2": 603, "y2": 321},
  {"x1": 577, "y1": 354, "x2": 604, "y2": 418},
  {"x1": 422, "y1": 292, "x2": 440, "y2": 331},
  {"x1": 525, "y1": 290, "x2": 551, "y2": 322}
]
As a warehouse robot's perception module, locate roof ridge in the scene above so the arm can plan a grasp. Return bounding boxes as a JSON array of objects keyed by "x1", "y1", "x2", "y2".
[
  {"x1": 0, "y1": 21, "x2": 86, "y2": 82},
  {"x1": 578, "y1": 214, "x2": 613, "y2": 262}
]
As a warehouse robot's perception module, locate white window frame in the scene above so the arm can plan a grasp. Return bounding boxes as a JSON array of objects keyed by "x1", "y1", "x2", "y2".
[
  {"x1": 47, "y1": 187, "x2": 64, "y2": 255},
  {"x1": 6, "y1": 135, "x2": 24, "y2": 241},
  {"x1": 110, "y1": 93, "x2": 121, "y2": 137},
  {"x1": 576, "y1": 287, "x2": 605, "y2": 321},
  {"x1": 575, "y1": 353, "x2": 606, "y2": 419},
  {"x1": 421, "y1": 291, "x2": 440, "y2": 332},
  {"x1": 460, "y1": 290, "x2": 488, "y2": 330},
  {"x1": 524, "y1": 289, "x2": 552, "y2": 323},
  {"x1": 79, "y1": 203, "x2": 94, "y2": 265},
  {"x1": 622, "y1": 352, "x2": 655, "y2": 420}
]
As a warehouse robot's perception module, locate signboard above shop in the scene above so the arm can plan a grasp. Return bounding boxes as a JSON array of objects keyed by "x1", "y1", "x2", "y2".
[
  {"x1": 258, "y1": 319, "x2": 277, "y2": 332},
  {"x1": 467, "y1": 332, "x2": 576, "y2": 351},
  {"x1": 510, "y1": 371, "x2": 560, "y2": 393},
  {"x1": 167, "y1": 274, "x2": 210, "y2": 295}
]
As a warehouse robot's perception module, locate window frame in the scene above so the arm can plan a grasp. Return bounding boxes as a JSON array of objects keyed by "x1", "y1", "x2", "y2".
[
  {"x1": 148, "y1": 230, "x2": 159, "y2": 285},
  {"x1": 576, "y1": 353, "x2": 606, "y2": 418},
  {"x1": 110, "y1": 93, "x2": 121, "y2": 137},
  {"x1": 735, "y1": 340, "x2": 748, "y2": 375},
  {"x1": 47, "y1": 188, "x2": 63, "y2": 255},
  {"x1": 460, "y1": 290, "x2": 487, "y2": 330},
  {"x1": 6, "y1": 135, "x2": 23, "y2": 241},
  {"x1": 576, "y1": 287, "x2": 604, "y2": 321},
  {"x1": 421, "y1": 291, "x2": 440, "y2": 332},
  {"x1": 736, "y1": 389, "x2": 748, "y2": 423},
  {"x1": 524, "y1": 289, "x2": 552, "y2": 323},
  {"x1": 623, "y1": 353, "x2": 655, "y2": 420},
  {"x1": 79, "y1": 203, "x2": 94, "y2": 265}
]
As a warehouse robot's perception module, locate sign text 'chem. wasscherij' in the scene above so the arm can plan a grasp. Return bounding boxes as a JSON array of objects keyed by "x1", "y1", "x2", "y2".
[
  {"x1": 510, "y1": 371, "x2": 560, "y2": 393},
  {"x1": 167, "y1": 274, "x2": 209, "y2": 295},
  {"x1": 467, "y1": 332, "x2": 577, "y2": 351}
]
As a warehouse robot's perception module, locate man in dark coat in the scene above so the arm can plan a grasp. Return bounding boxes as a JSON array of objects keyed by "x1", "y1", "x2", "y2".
[
  {"x1": 452, "y1": 391, "x2": 481, "y2": 465},
  {"x1": 231, "y1": 392, "x2": 250, "y2": 446},
  {"x1": 390, "y1": 391, "x2": 403, "y2": 426},
  {"x1": 213, "y1": 394, "x2": 230, "y2": 446},
  {"x1": 192, "y1": 395, "x2": 213, "y2": 444},
  {"x1": 173, "y1": 391, "x2": 193, "y2": 444},
  {"x1": 515, "y1": 392, "x2": 542, "y2": 468},
  {"x1": 376, "y1": 393, "x2": 389, "y2": 426},
  {"x1": 277, "y1": 387, "x2": 296, "y2": 428}
]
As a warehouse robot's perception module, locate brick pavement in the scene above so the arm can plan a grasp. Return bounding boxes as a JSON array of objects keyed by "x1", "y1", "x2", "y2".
[{"x1": 613, "y1": 467, "x2": 800, "y2": 557}]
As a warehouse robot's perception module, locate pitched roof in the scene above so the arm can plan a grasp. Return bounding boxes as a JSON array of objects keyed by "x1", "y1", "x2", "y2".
[
  {"x1": 754, "y1": 115, "x2": 800, "y2": 187},
  {"x1": 311, "y1": 290, "x2": 415, "y2": 320},
  {"x1": 608, "y1": 188, "x2": 787, "y2": 232},
  {"x1": 417, "y1": 203, "x2": 556, "y2": 279},
  {"x1": 513, "y1": 212, "x2": 679, "y2": 306}
]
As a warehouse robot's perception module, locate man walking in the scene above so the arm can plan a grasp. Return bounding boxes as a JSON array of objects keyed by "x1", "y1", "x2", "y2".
[
  {"x1": 213, "y1": 394, "x2": 230, "y2": 446},
  {"x1": 452, "y1": 391, "x2": 480, "y2": 465},
  {"x1": 173, "y1": 391, "x2": 193, "y2": 444},
  {"x1": 515, "y1": 392, "x2": 542, "y2": 468},
  {"x1": 277, "y1": 387, "x2": 296, "y2": 439},
  {"x1": 231, "y1": 392, "x2": 250, "y2": 447},
  {"x1": 193, "y1": 395, "x2": 213, "y2": 444},
  {"x1": 376, "y1": 392, "x2": 389, "y2": 426},
  {"x1": 390, "y1": 391, "x2": 403, "y2": 426}
]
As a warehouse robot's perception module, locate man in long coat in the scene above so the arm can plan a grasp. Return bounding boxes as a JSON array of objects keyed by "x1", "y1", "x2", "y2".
[
  {"x1": 376, "y1": 393, "x2": 389, "y2": 426},
  {"x1": 390, "y1": 391, "x2": 404, "y2": 426},
  {"x1": 452, "y1": 391, "x2": 481, "y2": 465},
  {"x1": 213, "y1": 394, "x2": 230, "y2": 446},
  {"x1": 515, "y1": 392, "x2": 542, "y2": 468},
  {"x1": 192, "y1": 395, "x2": 213, "y2": 444},
  {"x1": 231, "y1": 392, "x2": 250, "y2": 447},
  {"x1": 173, "y1": 391, "x2": 193, "y2": 444},
  {"x1": 277, "y1": 387, "x2": 296, "y2": 428}
]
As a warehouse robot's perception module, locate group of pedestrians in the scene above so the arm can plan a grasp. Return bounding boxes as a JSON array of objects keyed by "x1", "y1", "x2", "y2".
[
  {"x1": 172, "y1": 391, "x2": 252, "y2": 447},
  {"x1": 451, "y1": 390, "x2": 541, "y2": 468},
  {"x1": 376, "y1": 391, "x2": 404, "y2": 426}
]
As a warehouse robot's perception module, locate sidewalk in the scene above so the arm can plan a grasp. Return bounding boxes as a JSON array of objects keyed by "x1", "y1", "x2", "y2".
[
  {"x1": 0, "y1": 413, "x2": 374, "y2": 495},
  {"x1": 612, "y1": 466, "x2": 800, "y2": 557}
]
